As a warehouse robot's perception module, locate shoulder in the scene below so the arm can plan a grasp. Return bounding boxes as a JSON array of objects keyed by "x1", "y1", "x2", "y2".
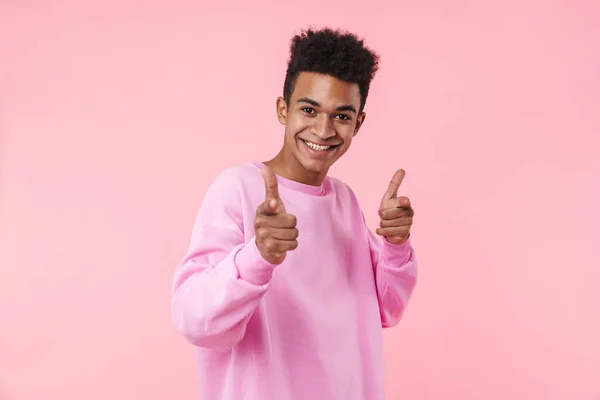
[
  {"x1": 200, "y1": 162, "x2": 263, "y2": 211},
  {"x1": 206, "y1": 162, "x2": 262, "y2": 196},
  {"x1": 194, "y1": 162, "x2": 261, "y2": 229},
  {"x1": 327, "y1": 175, "x2": 361, "y2": 207}
]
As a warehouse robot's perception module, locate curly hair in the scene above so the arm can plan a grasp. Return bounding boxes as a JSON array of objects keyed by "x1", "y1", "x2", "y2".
[{"x1": 283, "y1": 27, "x2": 380, "y2": 113}]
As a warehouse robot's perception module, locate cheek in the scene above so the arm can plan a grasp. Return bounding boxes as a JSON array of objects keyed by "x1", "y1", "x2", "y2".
[
  {"x1": 340, "y1": 127, "x2": 357, "y2": 145},
  {"x1": 286, "y1": 117, "x2": 309, "y2": 136}
]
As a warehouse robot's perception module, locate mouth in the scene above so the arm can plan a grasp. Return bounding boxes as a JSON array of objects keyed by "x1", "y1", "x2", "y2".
[{"x1": 300, "y1": 139, "x2": 339, "y2": 152}]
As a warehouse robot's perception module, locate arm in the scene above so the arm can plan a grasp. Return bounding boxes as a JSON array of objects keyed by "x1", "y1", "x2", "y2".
[
  {"x1": 170, "y1": 170, "x2": 277, "y2": 352},
  {"x1": 370, "y1": 168, "x2": 418, "y2": 327},
  {"x1": 368, "y1": 230, "x2": 418, "y2": 328}
]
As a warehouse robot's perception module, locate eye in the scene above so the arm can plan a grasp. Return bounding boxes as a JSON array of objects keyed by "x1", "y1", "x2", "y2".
[
  {"x1": 335, "y1": 114, "x2": 351, "y2": 121},
  {"x1": 301, "y1": 107, "x2": 315, "y2": 114}
]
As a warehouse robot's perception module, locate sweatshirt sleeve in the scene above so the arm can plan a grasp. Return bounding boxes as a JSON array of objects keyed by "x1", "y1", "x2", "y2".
[
  {"x1": 367, "y1": 227, "x2": 418, "y2": 328},
  {"x1": 170, "y1": 168, "x2": 277, "y2": 351}
]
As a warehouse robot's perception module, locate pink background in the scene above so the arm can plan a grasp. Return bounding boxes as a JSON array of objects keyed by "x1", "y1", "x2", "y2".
[{"x1": 1, "y1": 1, "x2": 599, "y2": 399}]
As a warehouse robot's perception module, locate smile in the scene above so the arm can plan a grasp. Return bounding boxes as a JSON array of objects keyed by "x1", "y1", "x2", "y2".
[{"x1": 301, "y1": 139, "x2": 338, "y2": 151}]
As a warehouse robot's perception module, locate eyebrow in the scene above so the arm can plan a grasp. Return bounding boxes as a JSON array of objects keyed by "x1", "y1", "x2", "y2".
[{"x1": 296, "y1": 97, "x2": 357, "y2": 114}]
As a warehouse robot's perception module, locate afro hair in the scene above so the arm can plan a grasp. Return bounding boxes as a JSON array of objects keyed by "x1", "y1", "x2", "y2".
[{"x1": 283, "y1": 27, "x2": 380, "y2": 112}]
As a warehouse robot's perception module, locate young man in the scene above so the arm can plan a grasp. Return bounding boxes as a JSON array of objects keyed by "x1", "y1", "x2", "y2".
[{"x1": 171, "y1": 28, "x2": 417, "y2": 400}]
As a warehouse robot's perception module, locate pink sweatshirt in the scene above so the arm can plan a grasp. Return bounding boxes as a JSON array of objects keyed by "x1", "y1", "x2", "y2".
[{"x1": 171, "y1": 161, "x2": 417, "y2": 400}]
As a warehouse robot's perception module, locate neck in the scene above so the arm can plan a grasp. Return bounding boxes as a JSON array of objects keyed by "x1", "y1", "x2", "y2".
[{"x1": 264, "y1": 148, "x2": 328, "y2": 187}]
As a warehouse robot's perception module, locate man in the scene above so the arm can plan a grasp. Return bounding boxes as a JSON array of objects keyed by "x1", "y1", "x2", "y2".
[{"x1": 171, "y1": 27, "x2": 417, "y2": 400}]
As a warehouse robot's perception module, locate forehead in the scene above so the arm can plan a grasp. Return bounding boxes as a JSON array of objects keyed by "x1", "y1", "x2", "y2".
[{"x1": 291, "y1": 72, "x2": 361, "y2": 107}]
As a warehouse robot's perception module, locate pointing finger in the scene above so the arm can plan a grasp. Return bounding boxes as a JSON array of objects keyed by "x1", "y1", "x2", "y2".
[
  {"x1": 257, "y1": 198, "x2": 279, "y2": 216},
  {"x1": 389, "y1": 196, "x2": 411, "y2": 209},
  {"x1": 378, "y1": 206, "x2": 414, "y2": 220}
]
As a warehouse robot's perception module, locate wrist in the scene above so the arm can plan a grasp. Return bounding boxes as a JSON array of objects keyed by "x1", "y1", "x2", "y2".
[
  {"x1": 234, "y1": 237, "x2": 278, "y2": 285},
  {"x1": 384, "y1": 233, "x2": 410, "y2": 245}
]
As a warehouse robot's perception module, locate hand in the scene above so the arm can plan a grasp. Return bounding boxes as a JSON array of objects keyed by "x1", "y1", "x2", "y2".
[
  {"x1": 254, "y1": 166, "x2": 299, "y2": 264},
  {"x1": 375, "y1": 169, "x2": 414, "y2": 245}
]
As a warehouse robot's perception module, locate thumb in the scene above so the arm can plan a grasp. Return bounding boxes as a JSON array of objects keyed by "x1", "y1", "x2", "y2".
[
  {"x1": 382, "y1": 169, "x2": 406, "y2": 201},
  {"x1": 262, "y1": 165, "x2": 280, "y2": 201},
  {"x1": 261, "y1": 166, "x2": 283, "y2": 215}
]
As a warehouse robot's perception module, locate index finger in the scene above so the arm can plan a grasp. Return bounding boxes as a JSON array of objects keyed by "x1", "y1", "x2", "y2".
[
  {"x1": 383, "y1": 169, "x2": 406, "y2": 200},
  {"x1": 262, "y1": 165, "x2": 280, "y2": 201}
]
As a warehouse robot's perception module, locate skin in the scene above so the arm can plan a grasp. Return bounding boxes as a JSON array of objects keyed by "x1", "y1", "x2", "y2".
[
  {"x1": 256, "y1": 72, "x2": 414, "y2": 264},
  {"x1": 266, "y1": 71, "x2": 365, "y2": 187}
]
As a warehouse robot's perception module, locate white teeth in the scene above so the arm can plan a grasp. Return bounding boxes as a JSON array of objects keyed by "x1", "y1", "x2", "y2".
[{"x1": 304, "y1": 140, "x2": 331, "y2": 151}]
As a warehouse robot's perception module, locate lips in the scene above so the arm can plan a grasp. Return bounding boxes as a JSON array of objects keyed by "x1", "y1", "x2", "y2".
[{"x1": 300, "y1": 139, "x2": 339, "y2": 151}]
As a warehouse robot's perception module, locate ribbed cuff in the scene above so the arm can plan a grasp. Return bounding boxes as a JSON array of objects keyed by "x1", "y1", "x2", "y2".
[
  {"x1": 382, "y1": 236, "x2": 413, "y2": 267},
  {"x1": 234, "y1": 237, "x2": 278, "y2": 286}
]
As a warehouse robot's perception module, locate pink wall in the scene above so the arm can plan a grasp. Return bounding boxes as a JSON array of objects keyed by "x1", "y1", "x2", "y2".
[{"x1": 1, "y1": 1, "x2": 599, "y2": 399}]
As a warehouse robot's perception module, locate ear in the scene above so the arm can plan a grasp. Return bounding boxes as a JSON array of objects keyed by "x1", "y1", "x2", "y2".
[
  {"x1": 353, "y1": 112, "x2": 366, "y2": 137},
  {"x1": 276, "y1": 97, "x2": 288, "y2": 125}
]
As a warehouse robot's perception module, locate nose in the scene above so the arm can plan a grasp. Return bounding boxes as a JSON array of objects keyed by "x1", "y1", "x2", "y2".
[{"x1": 311, "y1": 114, "x2": 336, "y2": 140}]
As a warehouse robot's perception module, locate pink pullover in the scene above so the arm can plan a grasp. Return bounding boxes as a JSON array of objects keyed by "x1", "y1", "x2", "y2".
[{"x1": 171, "y1": 161, "x2": 417, "y2": 400}]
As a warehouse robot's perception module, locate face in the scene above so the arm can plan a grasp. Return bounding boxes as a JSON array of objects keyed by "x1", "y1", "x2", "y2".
[{"x1": 275, "y1": 72, "x2": 366, "y2": 185}]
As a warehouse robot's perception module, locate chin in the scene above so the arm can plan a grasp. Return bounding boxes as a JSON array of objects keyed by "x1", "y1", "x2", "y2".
[{"x1": 305, "y1": 161, "x2": 331, "y2": 173}]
